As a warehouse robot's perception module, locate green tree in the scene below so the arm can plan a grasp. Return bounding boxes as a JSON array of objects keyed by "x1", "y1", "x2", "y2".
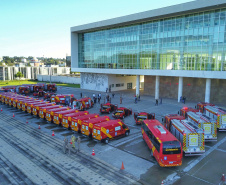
[{"x1": 15, "y1": 71, "x2": 24, "y2": 80}]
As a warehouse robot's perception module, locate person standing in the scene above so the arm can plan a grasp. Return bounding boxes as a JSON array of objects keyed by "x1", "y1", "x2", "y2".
[
  {"x1": 63, "y1": 137, "x2": 68, "y2": 154},
  {"x1": 99, "y1": 93, "x2": 101, "y2": 99},
  {"x1": 155, "y1": 99, "x2": 158, "y2": 106},
  {"x1": 112, "y1": 93, "x2": 115, "y2": 98},
  {"x1": 80, "y1": 92, "x2": 82, "y2": 98},
  {"x1": 71, "y1": 135, "x2": 76, "y2": 150},
  {"x1": 120, "y1": 96, "x2": 122, "y2": 104},
  {"x1": 77, "y1": 136, "x2": 81, "y2": 152}
]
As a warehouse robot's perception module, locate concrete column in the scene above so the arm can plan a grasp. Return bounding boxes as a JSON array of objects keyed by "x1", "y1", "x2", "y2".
[
  {"x1": 136, "y1": 75, "x2": 140, "y2": 96},
  {"x1": 205, "y1": 78, "x2": 211, "y2": 103},
  {"x1": 71, "y1": 32, "x2": 79, "y2": 68},
  {"x1": 155, "y1": 76, "x2": 160, "y2": 100},
  {"x1": 178, "y1": 77, "x2": 183, "y2": 102}
]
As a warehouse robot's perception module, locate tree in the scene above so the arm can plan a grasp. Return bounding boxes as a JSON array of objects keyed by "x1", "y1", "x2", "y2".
[{"x1": 15, "y1": 72, "x2": 24, "y2": 80}]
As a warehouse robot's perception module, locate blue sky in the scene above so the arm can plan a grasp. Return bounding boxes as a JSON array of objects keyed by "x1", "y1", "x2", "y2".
[{"x1": 0, "y1": 0, "x2": 194, "y2": 58}]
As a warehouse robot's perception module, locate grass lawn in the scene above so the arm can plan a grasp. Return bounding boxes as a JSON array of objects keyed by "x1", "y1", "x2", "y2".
[{"x1": 0, "y1": 80, "x2": 80, "y2": 88}]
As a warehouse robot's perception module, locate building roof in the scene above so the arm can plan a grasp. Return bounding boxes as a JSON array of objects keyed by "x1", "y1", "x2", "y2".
[{"x1": 71, "y1": 0, "x2": 226, "y2": 33}]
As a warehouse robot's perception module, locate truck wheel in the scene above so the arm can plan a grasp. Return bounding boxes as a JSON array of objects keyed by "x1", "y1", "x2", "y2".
[
  {"x1": 125, "y1": 131, "x2": 129, "y2": 136},
  {"x1": 105, "y1": 138, "x2": 109, "y2": 144}
]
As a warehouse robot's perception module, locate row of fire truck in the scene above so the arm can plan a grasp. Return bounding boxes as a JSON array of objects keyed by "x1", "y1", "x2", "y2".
[{"x1": 0, "y1": 92, "x2": 130, "y2": 144}]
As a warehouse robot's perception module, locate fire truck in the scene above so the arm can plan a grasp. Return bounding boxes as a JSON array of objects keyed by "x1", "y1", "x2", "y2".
[
  {"x1": 13, "y1": 97, "x2": 28, "y2": 108},
  {"x1": 44, "y1": 92, "x2": 56, "y2": 101},
  {"x1": 81, "y1": 116, "x2": 110, "y2": 138},
  {"x1": 92, "y1": 119, "x2": 130, "y2": 144},
  {"x1": 5, "y1": 93, "x2": 18, "y2": 105},
  {"x1": 22, "y1": 99, "x2": 41, "y2": 112},
  {"x1": 51, "y1": 94, "x2": 75, "y2": 105},
  {"x1": 27, "y1": 101, "x2": 47, "y2": 114},
  {"x1": 134, "y1": 112, "x2": 155, "y2": 125},
  {"x1": 72, "y1": 97, "x2": 94, "y2": 110},
  {"x1": 32, "y1": 103, "x2": 55, "y2": 116},
  {"x1": 112, "y1": 107, "x2": 132, "y2": 119},
  {"x1": 187, "y1": 112, "x2": 217, "y2": 141},
  {"x1": 163, "y1": 114, "x2": 185, "y2": 131},
  {"x1": 204, "y1": 106, "x2": 226, "y2": 131},
  {"x1": 71, "y1": 114, "x2": 99, "y2": 132},
  {"x1": 100, "y1": 103, "x2": 117, "y2": 114},
  {"x1": 9, "y1": 95, "x2": 21, "y2": 107},
  {"x1": 53, "y1": 109, "x2": 79, "y2": 125},
  {"x1": 17, "y1": 97, "x2": 34, "y2": 110},
  {"x1": 170, "y1": 119, "x2": 205, "y2": 156},
  {"x1": 44, "y1": 83, "x2": 57, "y2": 92},
  {"x1": 31, "y1": 84, "x2": 45, "y2": 92},
  {"x1": 39, "y1": 105, "x2": 62, "y2": 119},
  {"x1": 179, "y1": 107, "x2": 199, "y2": 118},
  {"x1": 62, "y1": 111, "x2": 89, "y2": 129},
  {"x1": 16, "y1": 86, "x2": 30, "y2": 95},
  {"x1": 46, "y1": 107, "x2": 70, "y2": 122},
  {"x1": 196, "y1": 102, "x2": 215, "y2": 113}
]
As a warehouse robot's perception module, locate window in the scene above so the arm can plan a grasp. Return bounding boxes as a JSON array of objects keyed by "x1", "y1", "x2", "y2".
[{"x1": 116, "y1": 83, "x2": 124, "y2": 87}]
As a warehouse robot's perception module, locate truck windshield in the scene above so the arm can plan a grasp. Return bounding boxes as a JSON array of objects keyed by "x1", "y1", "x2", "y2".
[
  {"x1": 116, "y1": 110, "x2": 123, "y2": 113},
  {"x1": 102, "y1": 106, "x2": 110, "y2": 109},
  {"x1": 137, "y1": 115, "x2": 147, "y2": 120},
  {"x1": 162, "y1": 141, "x2": 181, "y2": 154}
]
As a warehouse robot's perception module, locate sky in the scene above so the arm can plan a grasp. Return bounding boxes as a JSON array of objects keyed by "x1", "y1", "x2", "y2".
[{"x1": 0, "y1": 0, "x2": 194, "y2": 59}]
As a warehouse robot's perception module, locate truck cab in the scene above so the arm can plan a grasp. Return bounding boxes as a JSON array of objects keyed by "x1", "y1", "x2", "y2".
[{"x1": 134, "y1": 112, "x2": 155, "y2": 125}]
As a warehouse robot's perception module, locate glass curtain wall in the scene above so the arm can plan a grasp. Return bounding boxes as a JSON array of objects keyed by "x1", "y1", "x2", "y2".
[{"x1": 78, "y1": 8, "x2": 226, "y2": 71}]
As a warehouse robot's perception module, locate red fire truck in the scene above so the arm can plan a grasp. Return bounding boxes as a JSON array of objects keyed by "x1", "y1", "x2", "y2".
[
  {"x1": 53, "y1": 109, "x2": 79, "y2": 125},
  {"x1": 44, "y1": 92, "x2": 56, "y2": 101},
  {"x1": 39, "y1": 105, "x2": 62, "y2": 119},
  {"x1": 141, "y1": 120, "x2": 183, "y2": 167},
  {"x1": 13, "y1": 97, "x2": 28, "y2": 108},
  {"x1": 17, "y1": 97, "x2": 32, "y2": 110},
  {"x1": 45, "y1": 83, "x2": 57, "y2": 92},
  {"x1": 92, "y1": 119, "x2": 130, "y2": 144},
  {"x1": 170, "y1": 119, "x2": 205, "y2": 156},
  {"x1": 162, "y1": 114, "x2": 185, "y2": 131},
  {"x1": 32, "y1": 103, "x2": 55, "y2": 116},
  {"x1": 81, "y1": 116, "x2": 110, "y2": 138},
  {"x1": 71, "y1": 114, "x2": 99, "y2": 132},
  {"x1": 179, "y1": 107, "x2": 199, "y2": 118},
  {"x1": 134, "y1": 112, "x2": 155, "y2": 125},
  {"x1": 100, "y1": 103, "x2": 117, "y2": 114},
  {"x1": 187, "y1": 112, "x2": 217, "y2": 141},
  {"x1": 112, "y1": 107, "x2": 132, "y2": 119},
  {"x1": 51, "y1": 94, "x2": 75, "y2": 105},
  {"x1": 204, "y1": 106, "x2": 226, "y2": 131},
  {"x1": 16, "y1": 86, "x2": 30, "y2": 95},
  {"x1": 72, "y1": 97, "x2": 94, "y2": 110},
  {"x1": 196, "y1": 102, "x2": 215, "y2": 113},
  {"x1": 46, "y1": 107, "x2": 70, "y2": 122},
  {"x1": 22, "y1": 99, "x2": 41, "y2": 112},
  {"x1": 62, "y1": 111, "x2": 89, "y2": 129}
]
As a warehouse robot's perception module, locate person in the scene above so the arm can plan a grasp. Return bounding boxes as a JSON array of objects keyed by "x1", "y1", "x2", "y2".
[
  {"x1": 80, "y1": 92, "x2": 82, "y2": 98},
  {"x1": 120, "y1": 96, "x2": 122, "y2": 104},
  {"x1": 138, "y1": 95, "x2": 140, "y2": 101},
  {"x1": 109, "y1": 97, "x2": 111, "y2": 103},
  {"x1": 99, "y1": 93, "x2": 101, "y2": 99},
  {"x1": 183, "y1": 96, "x2": 186, "y2": 104},
  {"x1": 134, "y1": 96, "x2": 137, "y2": 104},
  {"x1": 77, "y1": 136, "x2": 81, "y2": 152},
  {"x1": 112, "y1": 93, "x2": 115, "y2": 98},
  {"x1": 93, "y1": 93, "x2": 95, "y2": 100},
  {"x1": 63, "y1": 137, "x2": 68, "y2": 154},
  {"x1": 98, "y1": 97, "x2": 100, "y2": 104},
  {"x1": 109, "y1": 87, "x2": 111, "y2": 93},
  {"x1": 106, "y1": 88, "x2": 108, "y2": 93},
  {"x1": 68, "y1": 140, "x2": 72, "y2": 155},
  {"x1": 155, "y1": 99, "x2": 158, "y2": 106},
  {"x1": 71, "y1": 135, "x2": 76, "y2": 149}
]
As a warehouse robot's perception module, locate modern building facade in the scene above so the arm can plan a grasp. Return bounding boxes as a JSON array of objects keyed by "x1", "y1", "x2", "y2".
[{"x1": 71, "y1": 0, "x2": 226, "y2": 103}]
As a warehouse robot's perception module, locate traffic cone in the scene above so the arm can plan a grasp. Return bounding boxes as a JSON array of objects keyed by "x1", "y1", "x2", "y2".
[
  {"x1": 1, "y1": 108, "x2": 2, "y2": 111},
  {"x1": 161, "y1": 180, "x2": 164, "y2": 185},
  {"x1": 52, "y1": 131, "x2": 55, "y2": 136},
  {"x1": 222, "y1": 174, "x2": 225, "y2": 182},
  {"x1": 38, "y1": 125, "x2": 41, "y2": 129},
  {"x1": 92, "y1": 149, "x2": 95, "y2": 156},
  {"x1": 13, "y1": 113, "x2": 15, "y2": 117},
  {"x1": 120, "y1": 162, "x2": 125, "y2": 170}
]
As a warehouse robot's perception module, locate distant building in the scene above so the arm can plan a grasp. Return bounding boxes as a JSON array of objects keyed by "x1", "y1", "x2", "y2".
[
  {"x1": 21, "y1": 58, "x2": 27, "y2": 63},
  {"x1": 15, "y1": 63, "x2": 26, "y2": 67}
]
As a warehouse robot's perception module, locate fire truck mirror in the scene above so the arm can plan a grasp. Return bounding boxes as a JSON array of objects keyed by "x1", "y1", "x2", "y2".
[{"x1": 122, "y1": 124, "x2": 127, "y2": 129}]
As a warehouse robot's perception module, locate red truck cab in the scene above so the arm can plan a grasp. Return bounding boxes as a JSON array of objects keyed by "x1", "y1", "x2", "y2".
[
  {"x1": 112, "y1": 107, "x2": 132, "y2": 119},
  {"x1": 134, "y1": 112, "x2": 155, "y2": 125}
]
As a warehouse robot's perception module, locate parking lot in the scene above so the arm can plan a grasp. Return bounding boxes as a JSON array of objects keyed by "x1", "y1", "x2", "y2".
[{"x1": 1, "y1": 86, "x2": 226, "y2": 185}]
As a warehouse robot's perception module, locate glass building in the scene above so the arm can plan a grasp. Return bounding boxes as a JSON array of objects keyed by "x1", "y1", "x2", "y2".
[{"x1": 71, "y1": 0, "x2": 226, "y2": 103}]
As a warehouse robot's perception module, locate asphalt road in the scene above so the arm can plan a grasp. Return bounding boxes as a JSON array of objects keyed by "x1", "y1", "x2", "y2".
[{"x1": 0, "y1": 87, "x2": 226, "y2": 185}]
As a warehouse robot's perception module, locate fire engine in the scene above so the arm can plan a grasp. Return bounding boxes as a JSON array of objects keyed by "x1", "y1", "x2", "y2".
[
  {"x1": 196, "y1": 102, "x2": 215, "y2": 113},
  {"x1": 53, "y1": 109, "x2": 79, "y2": 125},
  {"x1": 100, "y1": 103, "x2": 118, "y2": 114},
  {"x1": 179, "y1": 107, "x2": 199, "y2": 118},
  {"x1": 170, "y1": 119, "x2": 205, "y2": 156},
  {"x1": 142, "y1": 120, "x2": 183, "y2": 167},
  {"x1": 39, "y1": 105, "x2": 62, "y2": 119},
  {"x1": 44, "y1": 83, "x2": 57, "y2": 92},
  {"x1": 16, "y1": 86, "x2": 30, "y2": 95},
  {"x1": 31, "y1": 84, "x2": 45, "y2": 92},
  {"x1": 112, "y1": 107, "x2": 132, "y2": 119},
  {"x1": 32, "y1": 103, "x2": 55, "y2": 116},
  {"x1": 17, "y1": 97, "x2": 33, "y2": 110},
  {"x1": 51, "y1": 94, "x2": 75, "y2": 105},
  {"x1": 44, "y1": 92, "x2": 56, "y2": 101},
  {"x1": 187, "y1": 112, "x2": 217, "y2": 141},
  {"x1": 71, "y1": 114, "x2": 99, "y2": 132},
  {"x1": 163, "y1": 114, "x2": 185, "y2": 131},
  {"x1": 46, "y1": 107, "x2": 70, "y2": 122},
  {"x1": 134, "y1": 112, "x2": 155, "y2": 125},
  {"x1": 204, "y1": 106, "x2": 226, "y2": 131},
  {"x1": 13, "y1": 97, "x2": 27, "y2": 108},
  {"x1": 62, "y1": 111, "x2": 89, "y2": 129},
  {"x1": 22, "y1": 99, "x2": 41, "y2": 112},
  {"x1": 92, "y1": 119, "x2": 130, "y2": 144},
  {"x1": 81, "y1": 116, "x2": 110, "y2": 138},
  {"x1": 27, "y1": 101, "x2": 47, "y2": 114},
  {"x1": 72, "y1": 97, "x2": 94, "y2": 110}
]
